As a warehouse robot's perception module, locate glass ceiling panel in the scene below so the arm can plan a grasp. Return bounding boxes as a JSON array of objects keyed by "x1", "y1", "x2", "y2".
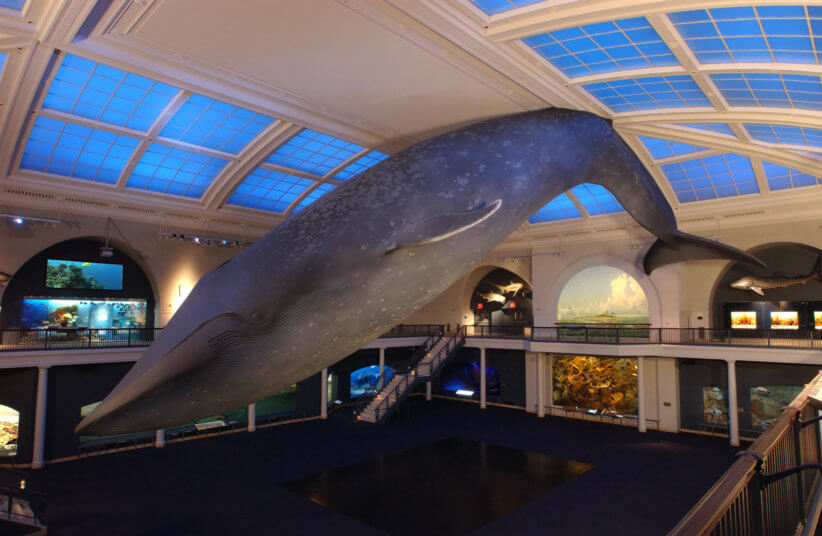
[
  {"x1": 675, "y1": 123, "x2": 736, "y2": 136},
  {"x1": 333, "y1": 150, "x2": 389, "y2": 181},
  {"x1": 227, "y1": 167, "x2": 314, "y2": 212},
  {"x1": 0, "y1": 0, "x2": 24, "y2": 9},
  {"x1": 20, "y1": 116, "x2": 140, "y2": 184},
  {"x1": 43, "y1": 54, "x2": 179, "y2": 132},
  {"x1": 293, "y1": 183, "x2": 337, "y2": 213},
  {"x1": 639, "y1": 136, "x2": 708, "y2": 159},
  {"x1": 660, "y1": 153, "x2": 758, "y2": 203},
  {"x1": 528, "y1": 193, "x2": 582, "y2": 223},
  {"x1": 744, "y1": 123, "x2": 822, "y2": 149},
  {"x1": 126, "y1": 143, "x2": 228, "y2": 199},
  {"x1": 762, "y1": 161, "x2": 822, "y2": 190},
  {"x1": 522, "y1": 17, "x2": 679, "y2": 78},
  {"x1": 583, "y1": 75, "x2": 711, "y2": 112},
  {"x1": 570, "y1": 183, "x2": 624, "y2": 215},
  {"x1": 711, "y1": 72, "x2": 822, "y2": 110},
  {"x1": 0, "y1": 54, "x2": 5, "y2": 75},
  {"x1": 669, "y1": 6, "x2": 822, "y2": 65},
  {"x1": 266, "y1": 129, "x2": 364, "y2": 176},
  {"x1": 159, "y1": 94, "x2": 275, "y2": 155},
  {"x1": 470, "y1": 0, "x2": 544, "y2": 16}
]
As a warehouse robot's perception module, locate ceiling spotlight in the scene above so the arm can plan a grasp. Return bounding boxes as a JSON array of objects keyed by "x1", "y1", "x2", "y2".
[
  {"x1": 193, "y1": 237, "x2": 200, "y2": 243},
  {"x1": 13, "y1": 217, "x2": 23, "y2": 225}
]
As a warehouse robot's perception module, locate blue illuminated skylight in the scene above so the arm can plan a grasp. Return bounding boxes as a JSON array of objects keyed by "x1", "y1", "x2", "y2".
[
  {"x1": 471, "y1": 0, "x2": 544, "y2": 16},
  {"x1": 583, "y1": 75, "x2": 711, "y2": 112},
  {"x1": 570, "y1": 183, "x2": 624, "y2": 215},
  {"x1": 744, "y1": 123, "x2": 822, "y2": 149},
  {"x1": 669, "y1": 6, "x2": 822, "y2": 65},
  {"x1": 0, "y1": 0, "x2": 24, "y2": 9},
  {"x1": 293, "y1": 183, "x2": 336, "y2": 213},
  {"x1": 675, "y1": 123, "x2": 736, "y2": 136},
  {"x1": 159, "y1": 94, "x2": 275, "y2": 154},
  {"x1": 126, "y1": 143, "x2": 228, "y2": 199},
  {"x1": 528, "y1": 193, "x2": 582, "y2": 223},
  {"x1": 522, "y1": 17, "x2": 679, "y2": 78},
  {"x1": 762, "y1": 161, "x2": 822, "y2": 190},
  {"x1": 639, "y1": 136, "x2": 708, "y2": 160},
  {"x1": 333, "y1": 150, "x2": 389, "y2": 181},
  {"x1": 43, "y1": 54, "x2": 179, "y2": 132},
  {"x1": 227, "y1": 168, "x2": 314, "y2": 212},
  {"x1": 266, "y1": 129, "x2": 364, "y2": 176},
  {"x1": 711, "y1": 73, "x2": 822, "y2": 110},
  {"x1": 660, "y1": 153, "x2": 758, "y2": 202},
  {"x1": 0, "y1": 54, "x2": 6, "y2": 74},
  {"x1": 20, "y1": 116, "x2": 140, "y2": 184}
]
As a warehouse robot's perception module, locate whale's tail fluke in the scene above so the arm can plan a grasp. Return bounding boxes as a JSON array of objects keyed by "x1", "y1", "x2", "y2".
[{"x1": 642, "y1": 231, "x2": 766, "y2": 275}]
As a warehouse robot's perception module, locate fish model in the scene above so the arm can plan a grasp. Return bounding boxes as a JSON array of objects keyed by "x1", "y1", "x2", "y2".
[
  {"x1": 476, "y1": 290, "x2": 508, "y2": 304},
  {"x1": 730, "y1": 257, "x2": 821, "y2": 296},
  {"x1": 491, "y1": 281, "x2": 524, "y2": 297},
  {"x1": 77, "y1": 108, "x2": 765, "y2": 435}
]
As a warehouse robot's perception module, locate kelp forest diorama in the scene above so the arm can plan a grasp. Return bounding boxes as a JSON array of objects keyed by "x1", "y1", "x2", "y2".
[{"x1": 552, "y1": 355, "x2": 638, "y2": 415}]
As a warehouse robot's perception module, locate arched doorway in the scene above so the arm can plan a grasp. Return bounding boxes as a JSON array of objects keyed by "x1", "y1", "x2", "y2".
[{"x1": 469, "y1": 268, "x2": 533, "y2": 327}]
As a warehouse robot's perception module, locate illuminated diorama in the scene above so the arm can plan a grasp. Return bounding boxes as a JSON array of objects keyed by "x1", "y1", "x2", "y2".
[
  {"x1": 702, "y1": 386, "x2": 728, "y2": 425},
  {"x1": 552, "y1": 355, "x2": 638, "y2": 415},
  {"x1": 730, "y1": 311, "x2": 757, "y2": 329},
  {"x1": 350, "y1": 366, "x2": 394, "y2": 398},
  {"x1": 440, "y1": 362, "x2": 500, "y2": 396},
  {"x1": 750, "y1": 385, "x2": 803, "y2": 430},
  {"x1": 557, "y1": 266, "x2": 648, "y2": 325},
  {"x1": 45, "y1": 259, "x2": 124, "y2": 290},
  {"x1": 20, "y1": 298, "x2": 147, "y2": 329},
  {"x1": 0, "y1": 404, "x2": 18, "y2": 457},
  {"x1": 471, "y1": 268, "x2": 532, "y2": 326}
]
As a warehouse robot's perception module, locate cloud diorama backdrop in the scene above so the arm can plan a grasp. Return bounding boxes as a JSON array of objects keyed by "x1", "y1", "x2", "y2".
[{"x1": 558, "y1": 266, "x2": 648, "y2": 325}]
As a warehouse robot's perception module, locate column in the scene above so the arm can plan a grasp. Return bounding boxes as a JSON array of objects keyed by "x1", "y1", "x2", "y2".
[
  {"x1": 637, "y1": 357, "x2": 647, "y2": 433},
  {"x1": 378, "y1": 348, "x2": 385, "y2": 389},
  {"x1": 426, "y1": 382, "x2": 432, "y2": 401},
  {"x1": 537, "y1": 355, "x2": 545, "y2": 418},
  {"x1": 155, "y1": 429, "x2": 165, "y2": 448},
  {"x1": 321, "y1": 367, "x2": 328, "y2": 419},
  {"x1": 248, "y1": 402, "x2": 256, "y2": 432},
  {"x1": 31, "y1": 366, "x2": 49, "y2": 469},
  {"x1": 727, "y1": 360, "x2": 739, "y2": 447},
  {"x1": 480, "y1": 348, "x2": 487, "y2": 409},
  {"x1": 546, "y1": 354, "x2": 553, "y2": 408}
]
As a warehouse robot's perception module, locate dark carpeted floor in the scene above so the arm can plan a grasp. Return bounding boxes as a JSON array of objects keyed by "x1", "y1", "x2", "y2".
[{"x1": 28, "y1": 399, "x2": 740, "y2": 535}]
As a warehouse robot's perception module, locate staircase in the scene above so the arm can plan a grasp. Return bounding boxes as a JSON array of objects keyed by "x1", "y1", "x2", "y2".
[
  {"x1": 0, "y1": 470, "x2": 47, "y2": 535},
  {"x1": 358, "y1": 331, "x2": 465, "y2": 424}
]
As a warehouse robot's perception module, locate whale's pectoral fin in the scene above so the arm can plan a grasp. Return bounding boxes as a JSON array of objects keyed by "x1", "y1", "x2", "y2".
[
  {"x1": 387, "y1": 199, "x2": 502, "y2": 252},
  {"x1": 643, "y1": 231, "x2": 767, "y2": 275},
  {"x1": 751, "y1": 287, "x2": 764, "y2": 296}
]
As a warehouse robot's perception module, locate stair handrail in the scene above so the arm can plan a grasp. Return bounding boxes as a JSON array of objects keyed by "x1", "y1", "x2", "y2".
[
  {"x1": 373, "y1": 373, "x2": 413, "y2": 422},
  {"x1": 416, "y1": 331, "x2": 465, "y2": 378},
  {"x1": 403, "y1": 327, "x2": 445, "y2": 373}
]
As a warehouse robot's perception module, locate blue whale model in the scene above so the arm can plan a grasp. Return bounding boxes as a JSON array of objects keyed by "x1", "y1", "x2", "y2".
[{"x1": 77, "y1": 108, "x2": 764, "y2": 435}]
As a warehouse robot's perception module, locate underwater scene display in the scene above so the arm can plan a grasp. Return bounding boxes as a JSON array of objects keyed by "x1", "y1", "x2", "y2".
[
  {"x1": 557, "y1": 266, "x2": 648, "y2": 325},
  {"x1": 350, "y1": 366, "x2": 394, "y2": 398},
  {"x1": 0, "y1": 405, "x2": 18, "y2": 457},
  {"x1": 20, "y1": 298, "x2": 147, "y2": 329},
  {"x1": 770, "y1": 311, "x2": 799, "y2": 329},
  {"x1": 46, "y1": 259, "x2": 123, "y2": 290},
  {"x1": 702, "y1": 386, "x2": 728, "y2": 425},
  {"x1": 730, "y1": 311, "x2": 757, "y2": 329},
  {"x1": 471, "y1": 268, "x2": 533, "y2": 325},
  {"x1": 751, "y1": 385, "x2": 803, "y2": 430},
  {"x1": 552, "y1": 355, "x2": 638, "y2": 415},
  {"x1": 440, "y1": 362, "x2": 500, "y2": 395}
]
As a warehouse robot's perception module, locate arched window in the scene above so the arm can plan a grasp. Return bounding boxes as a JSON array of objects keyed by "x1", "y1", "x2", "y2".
[{"x1": 557, "y1": 266, "x2": 648, "y2": 325}]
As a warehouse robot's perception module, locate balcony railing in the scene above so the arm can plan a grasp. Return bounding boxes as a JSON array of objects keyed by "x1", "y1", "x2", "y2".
[{"x1": 0, "y1": 327, "x2": 162, "y2": 352}]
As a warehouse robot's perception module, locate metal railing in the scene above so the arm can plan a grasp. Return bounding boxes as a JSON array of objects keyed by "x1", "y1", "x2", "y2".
[
  {"x1": 0, "y1": 327, "x2": 162, "y2": 352},
  {"x1": 668, "y1": 370, "x2": 822, "y2": 536},
  {"x1": 0, "y1": 467, "x2": 46, "y2": 529},
  {"x1": 380, "y1": 324, "x2": 446, "y2": 338},
  {"x1": 416, "y1": 331, "x2": 465, "y2": 378},
  {"x1": 463, "y1": 325, "x2": 822, "y2": 349}
]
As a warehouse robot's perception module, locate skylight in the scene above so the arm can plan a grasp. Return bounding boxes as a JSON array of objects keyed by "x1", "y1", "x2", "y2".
[
  {"x1": 660, "y1": 153, "x2": 758, "y2": 202},
  {"x1": 126, "y1": 143, "x2": 228, "y2": 198},
  {"x1": 675, "y1": 123, "x2": 736, "y2": 137},
  {"x1": 293, "y1": 183, "x2": 337, "y2": 213},
  {"x1": 227, "y1": 168, "x2": 314, "y2": 212},
  {"x1": 570, "y1": 183, "x2": 624, "y2": 214},
  {"x1": 159, "y1": 94, "x2": 275, "y2": 155},
  {"x1": 42, "y1": 54, "x2": 179, "y2": 132},
  {"x1": 528, "y1": 193, "x2": 582, "y2": 223},
  {"x1": 266, "y1": 129, "x2": 364, "y2": 176},
  {"x1": 470, "y1": 0, "x2": 544, "y2": 16},
  {"x1": 333, "y1": 150, "x2": 389, "y2": 181},
  {"x1": 0, "y1": 0, "x2": 24, "y2": 9},
  {"x1": 744, "y1": 123, "x2": 822, "y2": 149},
  {"x1": 710, "y1": 73, "x2": 822, "y2": 110},
  {"x1": 762, "y1": 161, "x2": 822, "y2": 190},
  {"x1": 639, "y1": 136, "x2": 708, "y2": 160},
  {"x1": 522, "y1": 17, "x2": 679, "y2": 78},
  {"x1": 0, "y1": 54, "x2": 6, "y2": 75},
  {"x1": 583, "y1": 75, "x2": 711, "y2": 112},
  {"x1": 20, "y1": 116, "x2": 140, "y2": 184},
  {"x1": 669, "y1": 6, "x2": 822, "y2": 65}
]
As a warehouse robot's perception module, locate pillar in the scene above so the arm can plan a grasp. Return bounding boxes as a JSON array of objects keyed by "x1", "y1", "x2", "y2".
[
  {"x1": 378, "y1": 347, "x2": 385, "y2": 389},
  {"x1": 727, "y1": 360, "x2": 739, "y2": 447},
  {"x1": 321, "y1": 367, "x2": 328, "y2": 419},
  {"x1": 537, "y1": 354, "x2": 545, "y2": 418},
  {"x1": 31, "y1": 366, "x2": 49, "y2": 469},
  {"x1": 248, "y1": 402, "x2": 256, "y2": 432},
  {"x1": 546, "y1": 354, "x2": 553, "y2": 408},
  {"x1": 480, "y1": 348, "x2": 487, "y2": 409},
  {"x1": 637, "y1": 357, "x2": 647, "y2": 432},
  {"x1": 155, "y1": 429, "x2": 165, "y2": 448},
  {"x1": 426, "y1": 381, "x2": 432, "y2": 401}
]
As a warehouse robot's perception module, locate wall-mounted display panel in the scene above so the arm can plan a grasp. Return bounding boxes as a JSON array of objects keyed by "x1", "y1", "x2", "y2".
[
  {"x1": 0, "y1": 405, "x2": 18, "y2": 457},
  {"x1": 46, "y1": 259, "x2": 123, "y2": 290},
  {"x1": 557, "y1": 266, "x2": 648, "y2": 325},
  {"x1": 552, "y1": 355, "x2": 637, "y2": 415},
  {"x1": 751, "y1": 386, "x2": 803, "y2": 430},
  {"x1": 20, "y1": 298, "x2": 147, "y2": 329},
  {"x1": 730, "y1": 311, "x2": 757, "y2": 329},
  {"x1": 702, "y1": 386, "x2": 728, "y2": 426},
  {"x1": 770, "y1": 311, "x2": 799, "y2": 329}
]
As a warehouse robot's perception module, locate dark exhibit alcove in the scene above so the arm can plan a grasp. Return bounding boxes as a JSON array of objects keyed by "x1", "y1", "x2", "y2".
[
  {"x1": 470, "y1": 268, "x2": 532, "y2": 326},
  {"x1": 434, "y1": 348, "x2": 524, "y2": 406},
  {"x1": 711, "y1": 243, "x2": 822, "y2": 330}
]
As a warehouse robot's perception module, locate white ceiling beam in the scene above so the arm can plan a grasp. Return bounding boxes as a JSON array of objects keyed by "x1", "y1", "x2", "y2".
[
  {"x1": 615, "y1": 109, "x2": 822, "y2": 130},
  {"x1": 750, "y1": 158, "x2": 771, "y2": 196},
  {"x1": 618, "y1": 129, "x2": 681, "y2": 210},
  {"x1": 564, "y1": 190, "x2": 590, "y2": 219},
  {"x1": 654, "y1": 149, "x2": 722, "y2": 166}
]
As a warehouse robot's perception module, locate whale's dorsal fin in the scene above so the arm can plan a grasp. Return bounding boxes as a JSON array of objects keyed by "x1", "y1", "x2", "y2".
[{"x1": 388, "y1": 199, "x2": 502, "y2": 252}]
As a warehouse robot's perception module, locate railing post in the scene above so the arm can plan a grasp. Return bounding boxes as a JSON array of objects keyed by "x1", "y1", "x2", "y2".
[
  {"x1": 658, "y1": 328, "x2": 662, "y2": 344},
  {"x1": 88, "y1": 328, "x2": 92, "y2": 348},
  {"x1": 748, "y1": 471, "x2": 765, "y2": 536},
  {"x1": 794, "y1": 418, "x2": 806, "y2": 520},
  {"x1": 616, "y1": 328, "x2": 620, "y2": 344},
  {"x1": 128, "y1": 328, "x2": 132, "y2": 346}
]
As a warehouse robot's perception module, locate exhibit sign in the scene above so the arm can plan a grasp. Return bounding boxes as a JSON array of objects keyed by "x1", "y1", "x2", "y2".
[
  {"x1": 770, "y1": 311, "x2": 799, "y2": 329},
  {"x1": 730, "y1": 311, "x2": 757, "y2": 329},
  {"x1": 46, "y1": 259, "x2": 123, "y2": 290}
]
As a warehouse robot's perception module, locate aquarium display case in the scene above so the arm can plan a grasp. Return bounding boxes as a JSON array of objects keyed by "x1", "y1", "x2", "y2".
[
  {"x1": 20, "y1": 298, "x2": 147, "y2": 330},
  {"x1": 770, "y1": 311, "x2": 799, "y2": 329},
  {"x1": 702, "y1": 386, "x2": 728, "y2": 425},
  {"x1": 350, "y1": 366, "x2": 394, "y2": 398},
  {"x1": 730, "y1": 311, "x2": 757, "y2": 329},
  {"x1": 0, "y1": 405, "x2": 18, "y2": 457},
  {"x1": 46, "y1": 259, "x2": 123, "y2": 290},
  {"x1": 552, "y1": 355, "x2": 638, "y2": 415},
  {"x1": 750, "y1": 386, "x2": 803, "y2": 429}
]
